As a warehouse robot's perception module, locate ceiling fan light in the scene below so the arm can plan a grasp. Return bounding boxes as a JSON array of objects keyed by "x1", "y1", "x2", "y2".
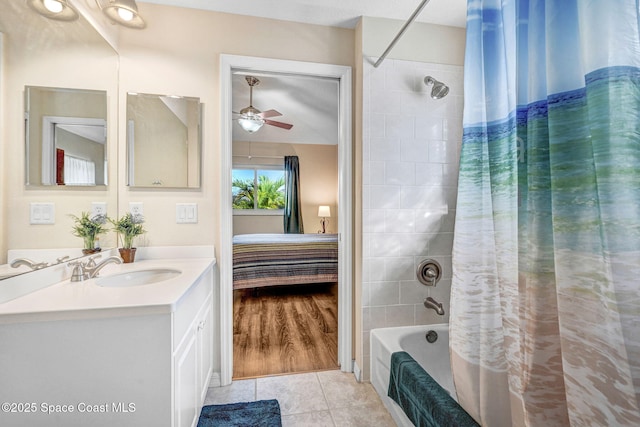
[
  {"x1": 238, "y1": 117, "x2": 264, "y2": 133},
  {"x1": 27, "y1": 0, "x2": 79, "y2": 21},
  {"x1": 101, "y1": 0, "x2": 146, "y2": 29}
]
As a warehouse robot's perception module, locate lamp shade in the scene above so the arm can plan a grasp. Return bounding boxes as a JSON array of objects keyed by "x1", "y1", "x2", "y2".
[{"x1": 318, "y1": 206, "x2": 331, "y2": 218}]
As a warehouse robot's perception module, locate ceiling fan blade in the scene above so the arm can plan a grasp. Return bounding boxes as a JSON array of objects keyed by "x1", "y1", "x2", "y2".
[
  {"x1": 257, "y1": 109, "x2": 282, "y2": 119},
  {"x1": 264, "y1": 119, "x2": 293, "y2": 130}
]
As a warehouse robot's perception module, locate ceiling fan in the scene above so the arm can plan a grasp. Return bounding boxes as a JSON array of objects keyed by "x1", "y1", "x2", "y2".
[{"x1": 234, "y1": 76, "x2": 293, "y2": 133}]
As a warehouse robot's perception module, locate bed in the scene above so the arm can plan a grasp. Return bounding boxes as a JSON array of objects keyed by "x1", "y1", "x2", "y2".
[{"x1": 232, "y1": 233, "x2": 338, "y2": 290}]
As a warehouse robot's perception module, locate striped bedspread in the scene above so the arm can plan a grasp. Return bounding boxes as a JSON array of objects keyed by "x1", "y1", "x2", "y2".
[{"x1": 232, "y1": 233, "x2": 338, "y2": 290}]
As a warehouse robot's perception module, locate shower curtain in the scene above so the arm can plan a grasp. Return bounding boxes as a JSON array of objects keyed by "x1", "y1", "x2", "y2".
[{"x1": 451, "y1": 1, "x2": 640, "y2": 426}]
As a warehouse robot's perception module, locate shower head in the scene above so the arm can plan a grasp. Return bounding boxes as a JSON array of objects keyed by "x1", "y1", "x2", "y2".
[{"x1": 424, "y1": 76, "x2": 449, "y2": 99}]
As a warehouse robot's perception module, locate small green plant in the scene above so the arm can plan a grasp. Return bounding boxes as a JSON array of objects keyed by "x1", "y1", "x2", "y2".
[
  {"x1": 70, "y1": 212, "x2": 109, "y2": 250},
  {"x1": 110, "y1": 213, "x2": 146, "y2": 249}
]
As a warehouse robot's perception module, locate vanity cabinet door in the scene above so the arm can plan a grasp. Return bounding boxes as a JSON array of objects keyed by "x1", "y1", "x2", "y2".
[
  {"x1": 174, "y1": 329, "x2": 198, "y2": 427},
  {"x1": 172, "y1": 266, "x2": 214, "y2": 427},
  {"x1": 197, "y1": 298, "x2": 213, "y2": 402}
]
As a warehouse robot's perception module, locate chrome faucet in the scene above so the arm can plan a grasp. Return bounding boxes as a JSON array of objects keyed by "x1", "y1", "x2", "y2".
[
  {"x1": 87, "y1": 256, "x2": 123, "y2": 278},
  {"x1": 10, "y1": 258, "x2": 48, "y2": 270},
  {"x1": 68, "y1": 256, "x2": 122, "y2": 282},
  {"x1": 85, "y1": 254, "x2": 101, "y2": 268},
  {"x1": 424, "y1": 297, "x2": 445, "y2": 315},
  {"x1": 55, "y1": 255, "x2": 70, "y2": 264}
]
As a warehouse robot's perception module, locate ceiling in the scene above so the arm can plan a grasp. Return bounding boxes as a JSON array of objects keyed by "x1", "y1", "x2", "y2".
[
  {"x1": 139, "y1": 0, "x2": 467, "y2": 145},
  {"x1": 139, "y1": 0, "x2": 467, "y2": 29},
  {"x1": 232, "y1": 72, "x2": 340, "y2": 145}
]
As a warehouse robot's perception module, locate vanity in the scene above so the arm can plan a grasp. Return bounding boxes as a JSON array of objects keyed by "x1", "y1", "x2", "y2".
[{"x1": 0, "y1": 254, "x2": 216, "y2": 427}]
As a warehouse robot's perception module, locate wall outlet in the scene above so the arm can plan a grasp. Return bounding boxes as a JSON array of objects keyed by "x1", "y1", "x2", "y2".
[
  {"x1": 91, "y1": 202, "x2": 107, "y2": 217},
  {"x1": 129, "y1": 202, "x2": 143, "y2": 217}
]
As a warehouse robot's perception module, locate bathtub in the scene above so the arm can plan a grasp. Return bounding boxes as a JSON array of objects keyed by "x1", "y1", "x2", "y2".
[{"x1": 370, "y1": 324, "x2": 456, "y2": 427}]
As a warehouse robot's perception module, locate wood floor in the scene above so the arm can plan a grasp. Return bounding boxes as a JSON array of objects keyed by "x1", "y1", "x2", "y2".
[{"x1": 233, "y1": 282, "x2": 339, "y2": 379}]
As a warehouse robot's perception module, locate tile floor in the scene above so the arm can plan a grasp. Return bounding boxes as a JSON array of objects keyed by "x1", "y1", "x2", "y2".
[{"x1": 204, "y1": 370, "x2": 397, "y2": 427}]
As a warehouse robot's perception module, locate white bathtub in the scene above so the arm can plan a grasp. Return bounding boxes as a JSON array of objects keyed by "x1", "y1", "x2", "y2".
[{"x1": 370, "y1": 324, "x2": 456, "y2": 427}]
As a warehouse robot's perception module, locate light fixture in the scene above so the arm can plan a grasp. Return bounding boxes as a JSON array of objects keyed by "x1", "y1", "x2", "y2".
[
  {"x1": 27, "y1": 0, "x2": 79, "y2": 21},
  {"x1": 97, "y1": 0, "x2": 146, "y2": 29},
  {"x1": 237, "y1": 77, "x2": 265, "y2": 133},
  {"x1": 238, "y1": 112, "x2": 265, "y2": 133},
  {"x1": 318, "y1": 206, "x2": 331, "y2": 234}
]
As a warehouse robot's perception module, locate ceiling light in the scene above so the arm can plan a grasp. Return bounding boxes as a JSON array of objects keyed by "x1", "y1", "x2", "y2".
[
  {"x1": 44, "y1": 0, "x2": 63, "y2": 13},
  {"x1": 238, "y1": 116, "x2": 264, "y2": 133},
  {"x1": 117, "y1": 7, "x2": 134, "y2": 21},
  {"x1": 98, "y1": 0, "x2": 146, "y2": 29},
  {"x1": 238, "y1": 103, "x2": 265, "y2": 133},
  {"x1": 27, "y1": 0, "x2": 79, "y2": 21}
]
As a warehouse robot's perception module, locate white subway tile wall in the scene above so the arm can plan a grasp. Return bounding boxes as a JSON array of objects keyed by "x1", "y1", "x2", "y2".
[{"x1": 362, "y1": 58, "x2": 463, "y2": 380}]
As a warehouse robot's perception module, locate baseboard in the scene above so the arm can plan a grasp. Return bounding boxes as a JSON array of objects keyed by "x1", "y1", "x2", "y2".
[
  {"x1": 209, "y1": 371, "x2": 221, "y2": 388},
  {"x1": 352, "y1": 359, "x2": 362, "y2": 382}
]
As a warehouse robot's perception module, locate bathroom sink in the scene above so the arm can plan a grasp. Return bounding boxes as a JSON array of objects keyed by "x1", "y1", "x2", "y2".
[{"x1": 96, "y1": 268, "x2": 182, "y2": 287}]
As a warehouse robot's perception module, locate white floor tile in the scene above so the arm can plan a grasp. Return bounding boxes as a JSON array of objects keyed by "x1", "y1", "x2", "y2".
[{"x1": 204, "y1": 371, "x2": 395, "y2": 427}]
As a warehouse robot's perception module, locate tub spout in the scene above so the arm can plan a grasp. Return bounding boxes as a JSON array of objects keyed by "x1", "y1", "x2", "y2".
[{"x1": 424, "y1": 297, "x2": 445, "y2": 315}]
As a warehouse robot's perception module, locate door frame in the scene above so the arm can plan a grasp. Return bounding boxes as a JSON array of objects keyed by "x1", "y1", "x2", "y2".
[{"x1": 219, "y1": 54, "x2": 353, "y2": 385}]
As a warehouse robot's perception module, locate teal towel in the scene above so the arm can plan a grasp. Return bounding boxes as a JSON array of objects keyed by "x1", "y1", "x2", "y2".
[{"x1": 388, "y1": 351, "x2": 480, "y2": 427}]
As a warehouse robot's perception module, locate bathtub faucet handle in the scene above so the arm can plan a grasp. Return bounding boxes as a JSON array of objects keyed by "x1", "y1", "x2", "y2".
[{"x1": 417, "y1": 259, "x2": 442, "y2": 287}]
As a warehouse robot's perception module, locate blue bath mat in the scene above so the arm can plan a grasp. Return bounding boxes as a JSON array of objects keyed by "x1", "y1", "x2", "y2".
[{"x1": 197, "y1": 399, "x2": 282, "y2": 427}]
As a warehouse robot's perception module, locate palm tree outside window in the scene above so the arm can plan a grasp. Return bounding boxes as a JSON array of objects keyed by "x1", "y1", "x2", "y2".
[{"x1": 232, "y1": 167, "x2": 285, "y2": 210}]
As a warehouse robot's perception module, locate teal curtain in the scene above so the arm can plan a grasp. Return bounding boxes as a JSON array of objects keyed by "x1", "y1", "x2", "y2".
[
  {"x1": 283, "y1": 156, "x2": 303, "y2": 233},
  {"x1": 451, "y1": 1, "x2": 640, "y2": 425}
]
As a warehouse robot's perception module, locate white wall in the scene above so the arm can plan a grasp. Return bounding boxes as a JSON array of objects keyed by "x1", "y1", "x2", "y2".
[
  {"x1": 361, "y1": 17, "x2": 465, "y2": 66},
  {"x1": 360, "y1": 58, "x2": 463, "y2": 379}
]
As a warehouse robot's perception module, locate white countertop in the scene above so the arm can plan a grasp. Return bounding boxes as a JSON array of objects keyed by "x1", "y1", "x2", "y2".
[{"x1": 0, "y1": 258, "x2": 215, "y2": 324}]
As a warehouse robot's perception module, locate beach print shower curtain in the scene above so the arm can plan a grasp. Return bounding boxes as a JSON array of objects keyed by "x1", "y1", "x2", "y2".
[{"x1": 451, "y1": 1, "x2": 640, "y2": 425}]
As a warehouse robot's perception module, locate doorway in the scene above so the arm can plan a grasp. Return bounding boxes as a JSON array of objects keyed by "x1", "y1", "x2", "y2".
[{"x1": 219, "y1": 55, "x2": 352, "y2": 385}]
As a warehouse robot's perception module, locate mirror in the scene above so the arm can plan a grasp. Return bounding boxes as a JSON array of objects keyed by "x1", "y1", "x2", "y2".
[
  {"x1": 25, "y1": 86, "x2": 108, "y2": 187},
  {"x1": 126, "y1": 92, "x2": 202, "y2": 188},
  {"x1": 0, "y1": 0, "x2": 118, "y2": 278}
]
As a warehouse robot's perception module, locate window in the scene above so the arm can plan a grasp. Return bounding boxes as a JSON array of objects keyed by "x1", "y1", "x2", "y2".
[
  {"x1": 64, "y1": 155, "x2": 96, "y2": 186},
  {"x1": 232, "y1": 167, "x2": 285, "y2": 211}
]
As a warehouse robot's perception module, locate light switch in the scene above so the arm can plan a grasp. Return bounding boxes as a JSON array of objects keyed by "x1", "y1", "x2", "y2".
[
  {"x1": 30, "y1": 203, "x2": 55, "y2": 224},
  {"x1": 176, "y1": 203, "x2": 198, "y2": 224}
]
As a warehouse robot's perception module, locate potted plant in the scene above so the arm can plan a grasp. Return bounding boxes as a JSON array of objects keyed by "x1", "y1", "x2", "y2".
[
  {"x1": 70, "y1": 212, "x2": 108, "y2": 255},
  {"x1": 110, "y1": 213, "x2": 146, "y2": 263}
]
